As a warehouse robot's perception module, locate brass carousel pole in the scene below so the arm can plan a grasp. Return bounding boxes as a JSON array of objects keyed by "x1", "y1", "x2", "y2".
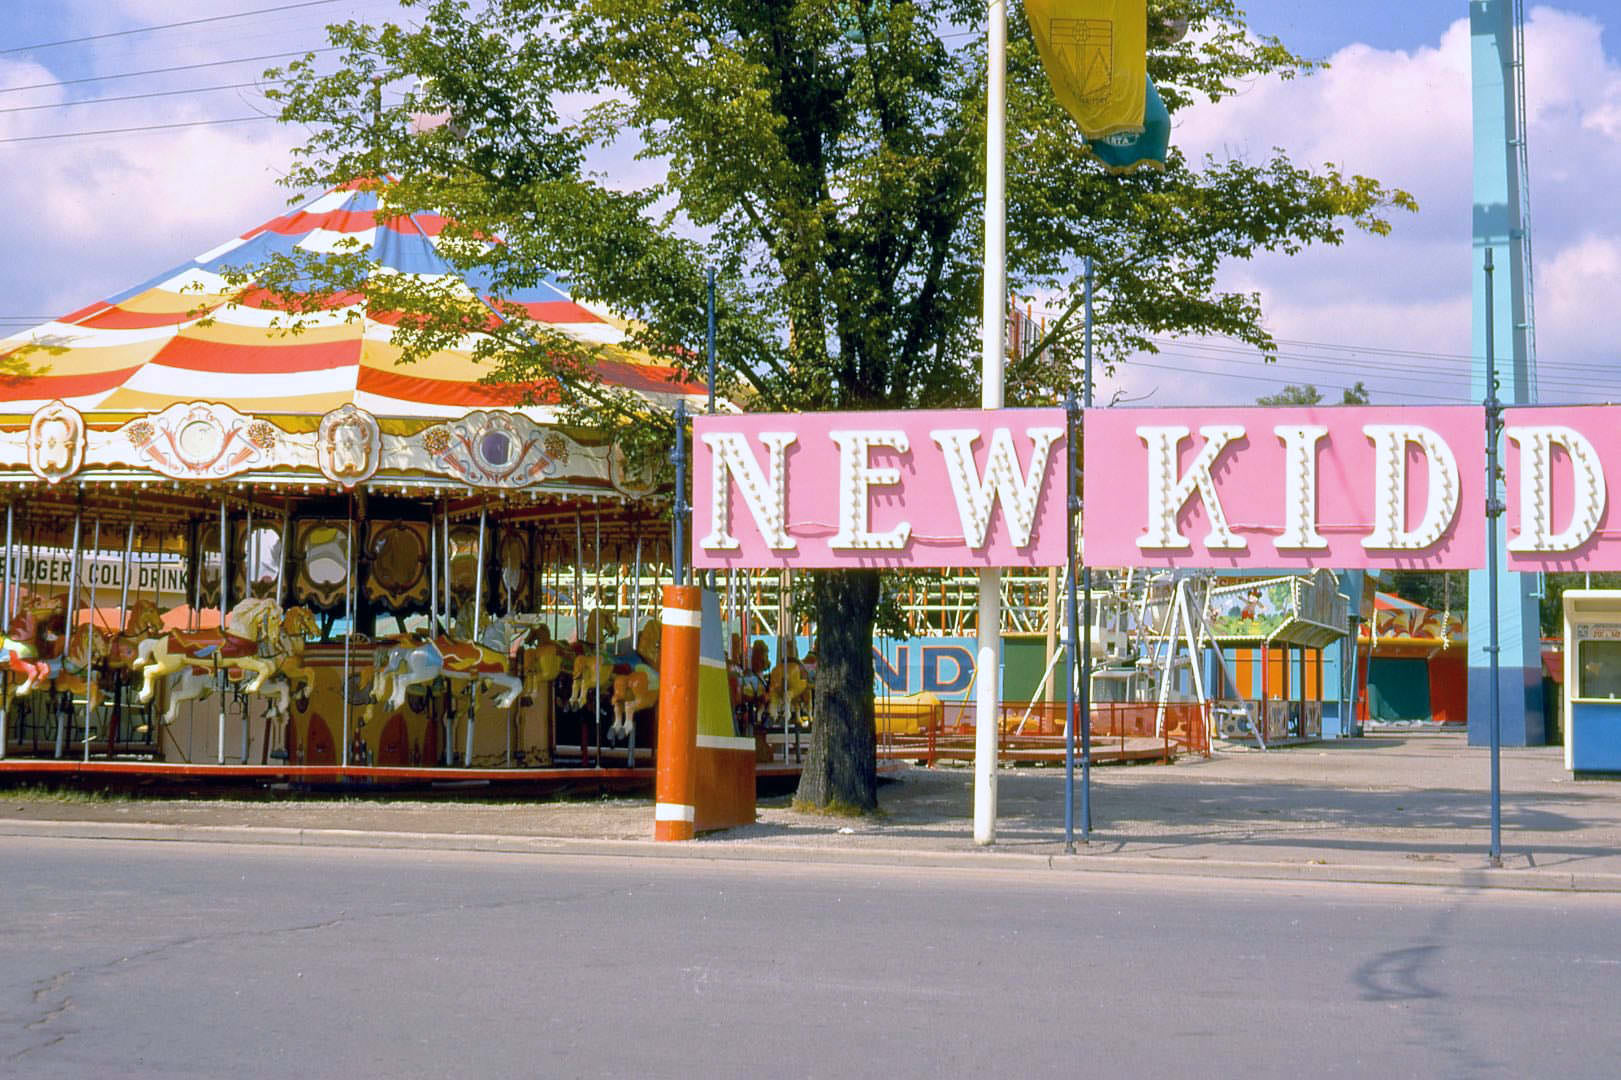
[
  {"x1": 1, "y1": 499, "x2": 12, "y2": 761},
  {"x1": 217, "y1": 495, "x2": 227, "y2": 765},
  {"x1": 428, "y1": 498, "x2": 439, "y2": 635},
  {"x1": 242, "y1": 499, "x2": 253, "y2": 765},
  {"x1": 114, "y1": 509, "x2": 134, "y2": 755},
  {"x1": 82, "y1": 518, "x2": 101, "y2": 763},
  {"x1": 341, "y1": 491, "x2": 354, "y2": 769},
  {"x1": 58, "y1": 502, "x2": 83, "y2": 759}
]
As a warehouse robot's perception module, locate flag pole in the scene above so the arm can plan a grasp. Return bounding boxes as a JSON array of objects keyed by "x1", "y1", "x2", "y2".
[{"x1": 974, "y1": 0, "x2": 1008, "y2": 847}]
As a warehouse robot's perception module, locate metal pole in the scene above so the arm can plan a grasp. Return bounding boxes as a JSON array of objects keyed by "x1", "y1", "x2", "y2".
[
  {"x1": 217, "y1": 497, "x2": 227, "y2": 765},
  {"x1": 974, "y1": 0, "x2": 1007, "y2": 847},
  {"x1": 341, "y1": 496, "x2": 353, "y2": 769},
  {"x1": 1485, "y1": 247, "x2": 1504, "y2": 868},
  {"x1": 594, "y1": 501, "x2": 603, "y2": 767},
  {"x1": 83, "y1": 519, "x2": 101, "y2": 762},
  {"x1": 276, "y1": 497, "x2": 292, "y2": 608},
  {"x1": 1080, "y1": 255, "x2": 1095, "y2": 836},
  {"x1": 241, "y1": 501, "x2": 253, "y2": 765},
  {"x1": 2, "y1": 501, "x2": 12, "y2": 630},
  {"x1": 473, "y1": 504, "x2": 487, "y2": 638},
  {"x1": 632, "y1": 536, "x2": 643, "y2": 645},
  {"x1": 0, "y1": 500, "x2": 11, "y2": 760},
  {"x1": 671, "y1": 400, "x2": 688, "y2": 586},
  {"x1": 706, "y1": 266, "x2": 717, "y2": 415},
  {"x1": 58, "y1": 506, "x2": 82, "y2": 759},
  {"x1": 429, "y1": 501, "x2": 439, "y2": 634},
  {"x1": 1063, "y1": 392, "x2": 1080, "y2": 853}
]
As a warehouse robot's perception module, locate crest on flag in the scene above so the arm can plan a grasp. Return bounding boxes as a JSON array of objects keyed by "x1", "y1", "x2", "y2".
[
  {"x1": 1050, "y1": 19, "x2": 1114, "y2": 104},
  {"x1": 1028, "y1": 0, "x2": 1147, "y2": 138}
]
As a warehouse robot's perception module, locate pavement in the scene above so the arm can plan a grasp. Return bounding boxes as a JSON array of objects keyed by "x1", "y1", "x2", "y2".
[{"x1": 3, "y1": 730, "x2": 1620, "y2": 893}]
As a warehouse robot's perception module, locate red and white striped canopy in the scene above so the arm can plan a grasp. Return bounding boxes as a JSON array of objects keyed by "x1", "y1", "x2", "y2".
[{"x1": 0, "y1": 182, "x2": 707, "y2": 422}]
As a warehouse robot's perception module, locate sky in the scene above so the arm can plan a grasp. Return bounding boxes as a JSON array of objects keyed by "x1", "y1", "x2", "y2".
[{"x1": 1, "y1": 1, "x2": 1617, "y2": 408}]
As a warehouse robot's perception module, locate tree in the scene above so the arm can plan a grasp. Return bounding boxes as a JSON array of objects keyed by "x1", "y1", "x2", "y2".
[
  {"x1": 1256, "y1": 380, "x2": 1369, "y2": 405},
  {"x1": 253, "y1": 0, "x2": 1415, "y2": 811}
]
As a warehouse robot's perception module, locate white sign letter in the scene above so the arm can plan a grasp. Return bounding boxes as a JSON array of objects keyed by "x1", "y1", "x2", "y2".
[
  {"x1": 1361, "y1": 425, "x2": 1460, "y2": 551},
  {"x1": 1275, "y1": 425, "x2": 1329, "y2": 551},
  {"x1": 930, "y1": 426, "x2": 1064, "y2": 549},
  {"x1": 700, "y1": 431, "x2": 797, "y2": 551},
  {"x1": 1506, "y1": 425, "x2": 1606, "y2": 553},
  {"x1": 829, "y1": 430, "x2": 912, "y2": 550},
  {"x1": 1135, "y1": 425, "x2": 1247, "y2": 551}
]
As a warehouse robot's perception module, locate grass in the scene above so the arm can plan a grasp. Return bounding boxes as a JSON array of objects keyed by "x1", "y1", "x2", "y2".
[{"x1": 790, "y1": 796, "x2": 886, "y2": 820}]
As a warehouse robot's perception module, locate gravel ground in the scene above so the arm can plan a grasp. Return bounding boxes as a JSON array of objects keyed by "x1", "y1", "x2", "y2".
[{"x1": 4, "y1": 731, "x2": 1617, "y2": 879}]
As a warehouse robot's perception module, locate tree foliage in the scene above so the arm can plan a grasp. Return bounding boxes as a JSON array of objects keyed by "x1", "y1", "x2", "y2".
[
  {"x1": 256, "y1": 0, "x2": 1416, "y2": 810},
  {"x1": 1255, "y1": 380, "x2": 1369, "y2": 406}
]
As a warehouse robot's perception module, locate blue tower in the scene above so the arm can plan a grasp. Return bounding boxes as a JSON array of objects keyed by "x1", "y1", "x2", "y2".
[{"x1": 1469, "y1": 0, "x2": 1544, "y2": 745}]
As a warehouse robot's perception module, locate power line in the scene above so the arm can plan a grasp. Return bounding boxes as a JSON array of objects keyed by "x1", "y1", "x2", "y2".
[
  {"x1": 1, "y1": 0, "x2": 348, "y2": 55},
  {"x1": 0, "y1": 115, "x2": 275, "y2": 144},
  {"x1": 1118, "y1": 358, "x2": 1468, "y2": 403},
  {"x1": 0, "y1": 47, "x2": 339, "y2": 96},
  {"x1": 0, "y1": 82, "x2": 263, "y2": 115}
]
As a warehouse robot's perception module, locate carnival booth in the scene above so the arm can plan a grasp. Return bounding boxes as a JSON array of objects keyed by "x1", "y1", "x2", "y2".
[
  {"x1": 1204, "y1": 569, "x2": 1350, "y2": 744},
  {"x1": 0, "y1": 183, "x2": 707, "y2": 774},
  {"x1": 1561, "y1": 590, "x2": 1621, "y2": 775},
  {"x1": 1355, "y1": 590, "x2": 1467, "y2": 728}
]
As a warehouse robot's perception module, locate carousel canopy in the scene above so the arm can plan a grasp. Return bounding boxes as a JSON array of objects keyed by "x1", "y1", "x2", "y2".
[{"x1": 0, "y1": 181, "x2": 707, "y2": 422}]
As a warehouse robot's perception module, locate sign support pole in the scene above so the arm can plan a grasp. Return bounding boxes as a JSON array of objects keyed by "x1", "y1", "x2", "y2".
[
  {"x1": 1485, "y1": 248, "x2": 1504, "y2": 868},
  {"x1": 1063, "y1": 393, "x2": 1080, "y2": 853},
  {"x1": 974, "y1": 0, "x2": 1007, "y2": 846}
]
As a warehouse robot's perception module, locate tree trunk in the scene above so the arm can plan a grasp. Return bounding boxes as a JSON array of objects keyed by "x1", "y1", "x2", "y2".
[{"x1": 795, "y1": 568, "x2": 879, "y2": 811}]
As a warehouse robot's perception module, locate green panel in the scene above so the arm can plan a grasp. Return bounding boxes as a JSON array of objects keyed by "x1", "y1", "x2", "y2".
[
  {"x1": 1002, "y1": 636, "x2": 1052, "y2": 703},
  {"x1": 1366, "y1": 657, "x2": 1432, "y2": 722},
  {"x1": 696, "y1": 664, "x2": 735, "y2": 738}
]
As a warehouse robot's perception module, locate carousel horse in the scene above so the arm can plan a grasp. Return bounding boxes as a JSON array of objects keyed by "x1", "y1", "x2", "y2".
[
  {"x1": 519, "y1": 625, "x2": 570, "y2": 706},
  {"x1": 273, "y1": 605, "x2": 321, "y2": 700},
  {"x1": 104, "y1": 599, "x2": 166, "y2": 675},
  {"x1": 732, "y1": 639, "x2": 770, "y2": 730},
  {"x1": 767, "y1": 651, "x2": 813, "y2": 730},
  {"x1": 567, "y1": 648, "x2": 614, "y2": 713},
  {"x1": 134, "y1": 596, "x2": 283, "y2": 709},
  {"x1": 368, "y1": 616, "x2": 530, "y2": 718},
  {"x1": 52, "y1": 623, "x2": 111, "y2": 714},
  {"x1": 3, "y1": 600, "x2": 67, "y2": 699},
  {"x1": 607, "y1": 619, "x2": 662, "y2": 744},
  {"x1": 151, "y1": 603, "x2": 315, "y2": 726}
]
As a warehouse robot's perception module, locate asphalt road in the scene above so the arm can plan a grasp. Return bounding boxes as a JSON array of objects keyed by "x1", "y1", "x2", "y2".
[{"x1": 2, "y1": 838, "x2": 1617, "y2": 1079}]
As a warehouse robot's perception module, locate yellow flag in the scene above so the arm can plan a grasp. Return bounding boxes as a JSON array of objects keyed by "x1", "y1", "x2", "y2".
[{"x1": 1026, "y1": 0, "x2": 1147, "y2": 138}]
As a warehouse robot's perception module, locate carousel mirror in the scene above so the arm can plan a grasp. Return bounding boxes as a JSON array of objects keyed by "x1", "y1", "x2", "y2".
[
  {"x1": 497, "y1": 531, "x2": 527, "y2": 611},
  {"x1": 194, "y1": 522, "x2": 224, "y2": 608},
  {"x1": 447, "y1": 526, "x2": 480, "y2": 594},
  {"x1": 364, "y1": 521, "x2": 429, "y2": 610},
  {"x1": 239, "y1": 524, "x2": 282, "y2": 599},
  {"x1": 293, "y1": 520, "x2": 350, "y2": 609}
]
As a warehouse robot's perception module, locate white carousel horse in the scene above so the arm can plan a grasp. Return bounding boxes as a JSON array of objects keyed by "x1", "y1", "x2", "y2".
[
  {"x1": 367, "y1": 616, "x2": 531, "y2": 719},
  {"x1": 151, "y1": 604, "x2": 320, "y2": 728},
  {"x1": 134, "y1": 596, "x2": 283, "y2": 706}
]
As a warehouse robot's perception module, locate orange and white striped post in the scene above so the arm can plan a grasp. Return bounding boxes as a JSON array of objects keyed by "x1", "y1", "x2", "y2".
[{"x1": 654, "y1": 584, "x2": 702, "y2": 841}]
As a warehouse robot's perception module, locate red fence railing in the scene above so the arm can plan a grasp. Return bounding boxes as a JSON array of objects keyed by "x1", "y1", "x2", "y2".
[{"x1": 875, "y1": 698, "x2": 1211, "y2": 767}]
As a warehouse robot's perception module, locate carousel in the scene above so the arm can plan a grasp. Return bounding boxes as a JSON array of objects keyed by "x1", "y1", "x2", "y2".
[{"x1": 0, "y1": 182, "x2": 712, "y2": 781}]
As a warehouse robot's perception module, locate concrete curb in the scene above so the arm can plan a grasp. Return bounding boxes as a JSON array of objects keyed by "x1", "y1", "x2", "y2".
[{"x1": 4, "y1": 817, "x2": 1620, "y2": 894}]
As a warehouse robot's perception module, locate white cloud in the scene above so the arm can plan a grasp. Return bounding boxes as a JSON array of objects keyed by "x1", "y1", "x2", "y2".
[{"x1": 1134, "y1": 6, "x2": 1621, "y2": 405}]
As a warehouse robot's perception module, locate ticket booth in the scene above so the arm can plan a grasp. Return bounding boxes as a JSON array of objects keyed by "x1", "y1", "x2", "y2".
[{"x1": 1561, "y1": 591, "x2": 1621, "y2": 775}]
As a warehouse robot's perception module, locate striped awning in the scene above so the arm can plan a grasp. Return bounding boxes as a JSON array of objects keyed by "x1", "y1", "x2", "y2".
[{"x1": 0, "y1": 182, "x2": 708, "y2": 422}]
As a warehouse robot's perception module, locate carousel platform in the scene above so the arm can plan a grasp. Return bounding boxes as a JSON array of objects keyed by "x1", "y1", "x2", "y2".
[{"x1": 0, "y1": 751, "x2": 907, "y2": 794}]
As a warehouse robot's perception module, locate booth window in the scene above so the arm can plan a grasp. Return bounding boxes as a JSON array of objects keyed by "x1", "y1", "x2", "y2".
[{"x1": 1577, "y1": 639, "x2": 1621, "y2": 699}]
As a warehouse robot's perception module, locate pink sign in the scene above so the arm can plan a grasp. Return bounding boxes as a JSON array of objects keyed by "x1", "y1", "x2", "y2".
[
  {"x1": 691, "y1": 408, "x2": 1069, "y2": 569},
  {"x1": 1082, "y1": 406, "x2": 1487, "y2": 570},
  {"x1": 1502, "y1": 406, "x2": 1621, "y2": 572}
]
